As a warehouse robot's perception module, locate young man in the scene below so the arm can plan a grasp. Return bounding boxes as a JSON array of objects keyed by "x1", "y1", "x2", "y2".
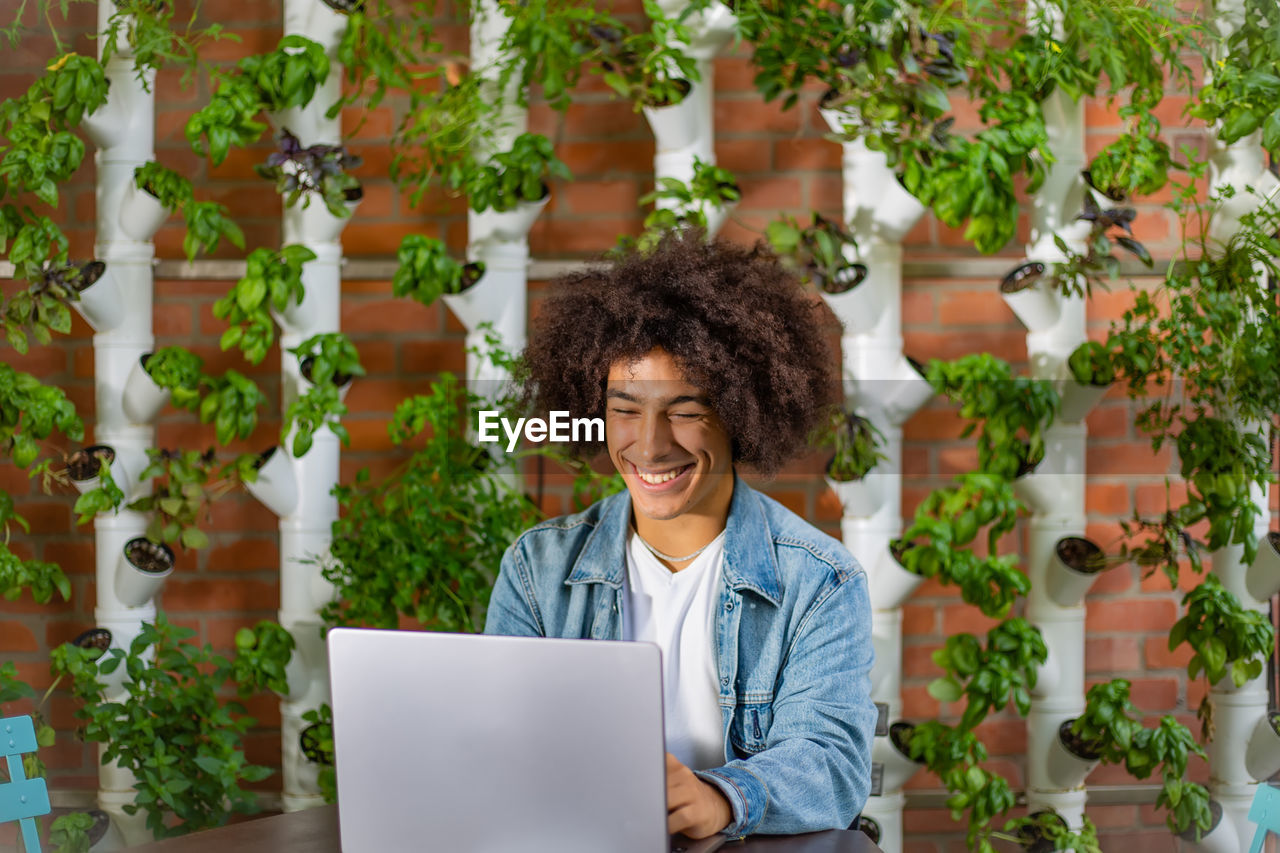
[{"x1": 485, "y1": 232, "x2": 876, "y2": 839}]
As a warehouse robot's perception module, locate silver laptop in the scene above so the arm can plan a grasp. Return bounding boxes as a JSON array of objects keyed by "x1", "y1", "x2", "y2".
[{"x1": 328, "y1": 629, "x2": 726, "y2": 853}]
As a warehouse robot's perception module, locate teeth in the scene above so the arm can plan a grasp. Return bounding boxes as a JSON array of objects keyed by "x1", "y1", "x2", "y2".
[{"x1": 636, "y1": 465, "x2": 687, "y2": 484}]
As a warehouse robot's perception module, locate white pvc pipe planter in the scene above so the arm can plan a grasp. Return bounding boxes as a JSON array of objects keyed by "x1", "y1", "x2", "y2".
[
  {"x1": 1200, "y1": 3, "x2": 1276, "y2": 841},
  {"x1": 274, "y1": 0, "x2": 352, "y2": 812},
  {"x1": 85, "y1": 2, "x2": 163, "y2": 843},
  {"x1": 645, "y1": 0, "x2": 736, "y2": 240},
  {"x1": 818, "y1": 96, "x2": 930, "y2": 852},
  {"x1": 1015, "y1": 5, "x2": 1092, "y2": 836}
]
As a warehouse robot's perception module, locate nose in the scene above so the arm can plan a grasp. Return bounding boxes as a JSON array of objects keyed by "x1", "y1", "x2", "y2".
[{"x1": 633, "y1": 410, "x2": 675, "y2": 465}]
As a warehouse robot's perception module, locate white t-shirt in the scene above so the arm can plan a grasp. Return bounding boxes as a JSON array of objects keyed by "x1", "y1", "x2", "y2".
[{"x1": 622, "y1": 529, "x2": 726, "y2": 772}]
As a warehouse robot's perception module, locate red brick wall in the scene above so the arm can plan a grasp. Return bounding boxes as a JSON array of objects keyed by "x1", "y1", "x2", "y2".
[{"x1": 1, "y1": 2, "x2": 1277, "y2": 851}]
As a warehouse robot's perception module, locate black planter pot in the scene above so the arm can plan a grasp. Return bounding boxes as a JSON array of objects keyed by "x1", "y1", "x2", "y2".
[
  {"x1": 66, "y1": 445, "x2": 115, "y2": 482},
  {"x1": 72, "y1": 627, "x2": 112, "y2": 654},
  {"x1": 1000, "y1": 261, "x2": 1046, "y2": 294}
]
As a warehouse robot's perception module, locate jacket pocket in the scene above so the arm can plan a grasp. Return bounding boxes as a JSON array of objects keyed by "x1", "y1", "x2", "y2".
[{"x1": 729, "y1": 701, "x2": 773, "y2": 759}]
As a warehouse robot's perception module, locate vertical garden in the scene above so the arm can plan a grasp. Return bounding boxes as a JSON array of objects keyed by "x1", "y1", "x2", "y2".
[{"x1": 0, "y1": 0, "x2": 1277, "y2": 851}]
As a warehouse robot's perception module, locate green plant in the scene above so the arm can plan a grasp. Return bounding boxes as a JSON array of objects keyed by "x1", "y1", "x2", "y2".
[
  {"x1": 0, "y1": 254, "x2": 101, "y2": 352},
  {"x1": 181, "y1": 199, "x2": 244, "y2": 262},
  {"x1": 591, "y1": 6, "x2": 698, "y2": 109},
  {"x1": 48, "y1": 812, "x2": 95, "y2": 853},
  {"x1": 892, "y1": 473, "x2": 1028, "y2": 618},
  {"x1": 198, "y1": 370, "x2": 268, "y2": 447},
  {"x1": 927, "y1": 618, "x2": 1047, "y2": 731},
  {"x1": 69, "y1": 453, "x2": 125, "y2": 526},
  {"x1": 1085, "y1": 123, "x2": 1174, "y2": 201},
  {"x1": 391, "y1": 235, "x2": 484, "y2": 306},
  {"x1": 126, "y1": 448, "x2": 246, "y2": 550},
  {"x1": 284, "y1": 333, "x2": 364, "y2": 457},
  {"x1": 185, "y1": 72, "x2": 267, "y2": 167},
  {"x1": 466, "y1": 132, "x2": 571, "y2": 214},
  {"x1": 816, "y1": 409, "x2": 884, "y2": 482},
  {"x1": 320, "y1": 375, "x2": 540, "y2": 633},
  {"x1": 925, "y1": 354, "x2": 1060, "y2": 480},
  {"x1": 1171, "y1": 574, "x2": 1273, "y2": 690},
  {"x1": 640, "y1": 157, "x2": 738, "y2": 223},
  {"x1": 239, "y1": 34, "x2": 330, "y2": 114},
  {"x1": 1190, "y1": 0, "x2": 1280, "y2": 155},
  {"x1": 1066, "y1": 680, "x2": 1212, "y2": 836},
  {"x1": 300, "y1": 703, "x2": 336, "y2": 803},
  {"x1": 230, "y1": 620, "x2": 295, "y2": 696},
  {"x1": 1049, "y1": 193, "x2": 1154, "y2": 299},
  {"x1": 134, "y1": 160, "x2": 193, "y2": 208},
  {"x1": 0, "y1": 52, "x2": 107, "y2": 204},
  {"x1": 144, "y1": 346, "x2": 206, "y2": 411},
  {"x1": 0, "y1": 363, "x2": 82, "y2": 467},
  {"x1": 1175, "y1": 417, "x2": 1272, "y2": 558},
  {"x1": 1067, "y1": 340, "x2": 1117, "y2": 387},
  {"x1": 1, "y1": 491, "x2": 70, "y2": 604},
  {"x1": 52, "y1": 614, "x2": 272, "y2": 838},
  {"x1": 255, "y1": 130, "x2": 362, "y2": 217},
  {"x1": 131, "y1": 162, "x2": 243, "y2": 261},
  {"x1": 766, "y1": 213, "x2": 861, "y2": 292},
  {"x1": 214, "y1": 245, "x2": 315, "y2": 364}
]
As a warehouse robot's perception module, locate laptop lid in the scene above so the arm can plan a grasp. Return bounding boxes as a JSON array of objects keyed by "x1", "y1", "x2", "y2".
[{"x1": 328, "y1": 629, "x2": 672, "y2": 853}]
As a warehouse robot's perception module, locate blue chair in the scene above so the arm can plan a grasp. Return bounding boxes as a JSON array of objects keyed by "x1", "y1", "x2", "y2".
[
  {"x1": 1249, "y1": 784, "x2": 1280, "y2": 853},
  {"x1": 0, "y1": 715, "x2": 50, "y2": 853}
]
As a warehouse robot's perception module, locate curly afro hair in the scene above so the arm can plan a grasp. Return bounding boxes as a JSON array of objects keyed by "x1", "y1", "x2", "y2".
[{"x1": 521, "y1": 230, "x2": 836, "y2": 476}]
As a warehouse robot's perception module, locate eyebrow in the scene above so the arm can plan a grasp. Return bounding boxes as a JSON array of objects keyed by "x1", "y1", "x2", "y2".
[{"x1": 605, "y1": 390, "x2": 711, "y2": 407}]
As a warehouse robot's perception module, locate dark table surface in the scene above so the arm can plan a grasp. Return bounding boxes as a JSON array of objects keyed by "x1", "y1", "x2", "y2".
[{"x1": 126, "y1": 805, "x2": 885, "y2": 852}]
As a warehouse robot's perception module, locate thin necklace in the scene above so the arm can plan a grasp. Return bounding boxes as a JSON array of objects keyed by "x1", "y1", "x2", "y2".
[{"x1": 632, "y1": 528, "x2": 711, "y2": 564}]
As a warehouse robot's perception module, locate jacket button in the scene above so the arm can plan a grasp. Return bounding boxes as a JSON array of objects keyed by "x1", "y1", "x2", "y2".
[
  {"x1": 721, "y1": 677, "x2": 729, "y2": 687},
  {"x1": 724, "y1": 600, "x2": 734, "y2": 611}
]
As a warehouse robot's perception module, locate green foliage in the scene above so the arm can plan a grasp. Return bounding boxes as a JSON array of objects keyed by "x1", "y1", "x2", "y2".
[
  {"x1": 239, "y1": 34, "x2": 330, "y2": 114},
  {"x1": 321, "y1": 374, "x2": 540, "y2": 634},
  {"x1": 393, "y1": 72, "x2": 493, "y2": 202},
  {"x1": 185, "y1": 72, "x2": 267, "y2": 167},
  {"x1": 300, "y1": 703, "x2": 336, "y2": 803},
  {"x1": 0, "y1": 363, "x2": 82, "y2": 467},
  {"x1": 284, "y1": 333, "x2": 364, "y2": 457},
  {"x1": 135, "y1": 161, "x2": 193, "y2": 208},
  {"x1": 927, "y1": 618, "x2": 1046, "y2": 731},
  {"x1": 467, "y1": 132, "x2": 571, "y2": 214},
  {"x1": 198, "y1": 370, "x2": 267, "y2": 447},
  {"x1": 230, "y1": 621, "x2": 295, "y2": 697},
  {"x1": 334, "y1": 0, "x2": 434, "y2": 119},
  {"x1": 1, "y1": 492, "x2": 70, "y2": 604},
  {"x1": 591, "y1": 3, "x2": 699, "y2": 109},
  {"x1": 182, "y1": 199, "x2": 244, "y2": 262},
  {"x1": 1068, "y1": 680, "x2": 1211, "y2": 835},
  {"x1": 0, "y1": 53, "x2": 106, "y2": 203},
  {"x1": 925, "y1": 354, "x2": 1059, "y2": 480},
  {"x1": 814, "y1": 409, "x2": 883, "y2": 482},
  {"x1": 132, "y1": 162, "x2": 243, "y2": 261},
  {"x1": 766, "y1": 213, "x2": 859, "y2": 291},
  {"x1": 1086, "y1": 126, "x2": 1173, "y2": 201},
  {"x1": 1170, "y1": 574, "x2": 1273, "y2": 689},
  {"x1": 1049, "y1": 193, "x2": 1153, "y2": 299},
  {"x1": 392, "y1": 235, "x2": 482, "y2": 306},
  {"x1": 214, "y1": 245, "x2": 315, "y2": 364},
  {"x1": 1191, "y1": 0, "x2": 1280, "y2": 154},
  {"x1": 99, "y1": 0, "x2": 230, "y2": 85},
  {"x1": 255, "y1": 130, "x2": 362, "y2": 217},
  {"x1": 127, "y1": 448, "x2": 245, "y2": 550},
  {"x1": 48, "y1": 811, "x2": 94, "y2": 853},
  {"x1": 0, "y1": 253, "x2": 99, "y2": 353},
  {"x1": 52, "y1": 614, "x2": 272, "y2": 838},
  {"x1": 893, "y1": 473, "x2": 1027, "y2": 618},
  {"x1": 1067, "y1": 341, "x2": 1117, "y2": 387},
  {"x1": 144, "y1": 346, "x2": 206, "y2": 411},
  {"x1": 70, "y1": 453, "x2": 125, "y2": 525}
]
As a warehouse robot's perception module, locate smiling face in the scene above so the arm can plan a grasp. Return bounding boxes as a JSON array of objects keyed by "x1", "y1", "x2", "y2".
[{"x1": 605, "y1": 348, "x2": 735, "y2": 533}]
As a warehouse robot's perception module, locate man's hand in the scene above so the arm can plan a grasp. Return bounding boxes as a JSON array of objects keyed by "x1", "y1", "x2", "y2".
[{"x1": 666, "y1": 752, "x2": 732, "y2": 839}]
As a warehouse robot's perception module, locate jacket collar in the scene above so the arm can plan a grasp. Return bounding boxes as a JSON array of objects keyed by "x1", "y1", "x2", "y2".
[{"x1": 566, "y1": 473, "x2": 782, "y2": 605}]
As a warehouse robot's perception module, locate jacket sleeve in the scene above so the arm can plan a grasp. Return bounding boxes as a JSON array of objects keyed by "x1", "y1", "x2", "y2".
[
  {"x1": 482, "y1": 540, "x2": 545, "y2": 637},
  {"x1": 695, "y1": 570, "x2": 876, "y2": 835}
]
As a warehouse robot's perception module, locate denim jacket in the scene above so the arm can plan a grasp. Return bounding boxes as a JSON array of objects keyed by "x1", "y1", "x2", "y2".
[{"x1": 484, "y1": 474, "x2": 876, "y2": 836}]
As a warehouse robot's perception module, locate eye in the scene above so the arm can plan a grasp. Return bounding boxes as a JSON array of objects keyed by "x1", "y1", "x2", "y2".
[
  {"x1": 670, "y1": 411, "x2": 703, "y2": 421},
  {"x1": 609, "y1": 406, "x2": 639, "y2": 416}
]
